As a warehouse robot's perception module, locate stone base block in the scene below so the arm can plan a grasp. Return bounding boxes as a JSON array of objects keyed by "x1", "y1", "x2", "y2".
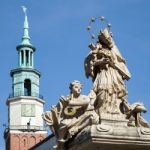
[{"x1": 68, "y1": 123, "x2": 150, "y2": 150}]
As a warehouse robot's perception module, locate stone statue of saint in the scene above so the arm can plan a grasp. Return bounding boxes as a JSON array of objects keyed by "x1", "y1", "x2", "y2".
[
  {"x1": 84, "y1": 28, "x2": 149, "y2": 128},
  {"x1": 84, "y1": 28, "x2": 131, "y2": 115},
  {"x1": 43, "y1": 80, "x2": 99, "y2": 149}
]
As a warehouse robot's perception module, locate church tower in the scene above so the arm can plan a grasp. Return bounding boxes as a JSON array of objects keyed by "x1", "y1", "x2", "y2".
[{"x1": 4, "y1": 7, "x2": 47, "y2": 150}]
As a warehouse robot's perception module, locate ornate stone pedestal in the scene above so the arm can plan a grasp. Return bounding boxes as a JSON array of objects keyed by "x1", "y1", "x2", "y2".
[{"x1": 68, "y1": 120, "x2": 150, "y2": 150}]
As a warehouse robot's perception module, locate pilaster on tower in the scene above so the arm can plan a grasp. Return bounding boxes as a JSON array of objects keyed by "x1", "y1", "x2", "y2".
[{"x1": 4, "y1": 7, "x2": 47, "y2": 150}]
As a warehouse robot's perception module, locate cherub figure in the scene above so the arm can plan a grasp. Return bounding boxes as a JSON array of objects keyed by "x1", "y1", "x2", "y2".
[{"x1": 43, "y1": 80, "x2": 99, "y2": 149}]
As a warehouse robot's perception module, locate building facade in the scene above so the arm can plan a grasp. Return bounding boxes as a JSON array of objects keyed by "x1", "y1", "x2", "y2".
[
  {"x1": 4, "y1": 10, "x2": 47, "y2": 150},
  {"x1": 29, "y1": 134, "x2": 56, "y2": 150}
]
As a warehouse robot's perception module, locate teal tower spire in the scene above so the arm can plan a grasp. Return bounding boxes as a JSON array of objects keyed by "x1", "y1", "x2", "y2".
[
  {"x1": 21, "y1": 6, "x2": 31, "y2": 46},
  {"x1": 17, "y1": 6, "x2": 35, "y2": 68},
  {"x1": 10, "y1": 7, "x2": 41, "y2": 98}
]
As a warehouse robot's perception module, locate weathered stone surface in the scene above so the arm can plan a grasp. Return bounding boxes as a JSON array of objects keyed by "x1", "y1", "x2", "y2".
[{"x1": 68, "y1": 123, "x2": 150, "y2": 150}]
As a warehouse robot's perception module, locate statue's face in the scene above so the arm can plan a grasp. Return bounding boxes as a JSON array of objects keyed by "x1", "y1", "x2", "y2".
[
  {"x1": 71, "y1": 84, "x2": 82, "y2": 96},
  {"x1": 98, "y1": 28, "x2": 113, "y2": 48}
]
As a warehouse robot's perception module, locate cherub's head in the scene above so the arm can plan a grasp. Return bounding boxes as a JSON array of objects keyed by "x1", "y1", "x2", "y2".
[{"x1": 69, "y1": 80, "x2": 83, "y2": 96}]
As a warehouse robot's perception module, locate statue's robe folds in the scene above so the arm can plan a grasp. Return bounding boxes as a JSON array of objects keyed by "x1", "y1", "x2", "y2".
[{"x1": 84, "y1": 28, "x2": 131, "y2": 114}]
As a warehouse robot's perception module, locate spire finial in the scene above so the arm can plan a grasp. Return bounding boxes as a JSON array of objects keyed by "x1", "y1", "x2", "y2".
[
  {"x1": 21, "y1": 6, "x2": 31, "y2": 45},
  {"x1": 22, "y1": 6, "x2": 27, "y2": 16}
]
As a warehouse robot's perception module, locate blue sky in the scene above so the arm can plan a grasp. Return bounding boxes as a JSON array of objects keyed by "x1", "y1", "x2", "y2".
[{"x1": 1, "y1": 0, "x2": 150, "y2": 149}]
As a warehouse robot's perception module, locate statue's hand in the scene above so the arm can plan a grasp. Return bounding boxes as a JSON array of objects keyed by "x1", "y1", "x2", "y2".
[
  {"x1": 87, "y1": 104, "x2": 95, "y2": 110},
  {"x1": 105, "y1": 58, "x2": 111, "y2": 63},
  {"x1": 88, "y1": 90, "x2": 96, "y2": 106},
  {"x1": 93, "y1": 57, "x2": 110, "y2": 66}
]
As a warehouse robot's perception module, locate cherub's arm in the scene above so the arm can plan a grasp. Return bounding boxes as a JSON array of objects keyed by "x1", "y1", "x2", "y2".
[{"x1": 69, "y1": 97, "x2": 90, "y2": 107}]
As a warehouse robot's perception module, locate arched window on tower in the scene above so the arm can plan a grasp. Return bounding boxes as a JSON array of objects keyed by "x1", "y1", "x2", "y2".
[{"x1": 24, "y1": 79, "x2": 31, "y2": 96}]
